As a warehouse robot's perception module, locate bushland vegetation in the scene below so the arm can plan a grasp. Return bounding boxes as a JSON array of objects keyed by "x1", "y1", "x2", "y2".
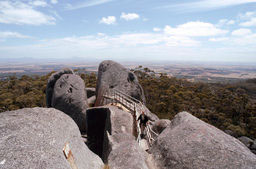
[
  {"x1": 0, "y1": 71, "x2": 96, "y2": 112},
  {"x1": 133, "y1": 67, "x2": 256, "y2": 139}
]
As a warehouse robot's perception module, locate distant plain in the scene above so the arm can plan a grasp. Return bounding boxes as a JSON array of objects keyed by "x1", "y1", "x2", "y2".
[{"x1": 1, "y1": 60, "x2": 255, "y2": 83}]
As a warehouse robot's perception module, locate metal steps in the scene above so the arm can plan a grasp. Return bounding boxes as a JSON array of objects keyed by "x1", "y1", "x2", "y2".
[{"x1": 100, "y1": 88, "x2": 158, "y2": 147}]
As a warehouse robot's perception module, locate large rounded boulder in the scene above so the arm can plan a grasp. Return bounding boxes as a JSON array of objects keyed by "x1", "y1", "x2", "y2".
[
  {"x1": 46, "y1": 68, "x2": 74, "y2": 107},
  {"x1": 96, "y1": 60, "x2": 146, "y2": 105},
  {"x1": 149, "y1": 111, "x2": 256, "y2": 169},
  {"x1": 0, "y1": 108, "x2": 103, "y2": 169},
  {"x1": 46, "y1": 69, "x2": 88, "y2": 132}
]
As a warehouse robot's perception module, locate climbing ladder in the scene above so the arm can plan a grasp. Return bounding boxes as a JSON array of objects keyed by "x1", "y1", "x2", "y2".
[{"x1": 99, "y1": 88, "x2": 158, "y2": 147}]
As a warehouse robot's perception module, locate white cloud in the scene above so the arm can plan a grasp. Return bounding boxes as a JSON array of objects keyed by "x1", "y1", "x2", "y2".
[
  {"x1": 66, "y1": 0, "x2": 114, "y2": 10},
  {"x1": 239, "y1": 11, "x2": 255, "y2": 19},
  {"x1": 99, "y1": 16, "x2": 116, "y2": 25},
  {"x1": 0, "y1": 1, "x2": 55, "y2": 25},
  {"x1": 51, "y1": 0, "x2": 58, "y2": 4},
  {"x1": 4, "y1": 34, "x2": 199, "y2": 61},
  {"x1": 218, "y1": 19, "x2": 228, "y2": 25},
  {"x1": 159, "y1": 0, "x2": 256, "y2": 13},
  {"x1": 30, "y1": 0, "x2": 48, "y2": 7},
  {"x1": 111, "y1": 33, "x2": 162, "y2": 46},
  {"x1": 209, "y1": 37, "x2": 229, "y2": 42},
  {"x1": 164, "y1": 36, "x2": 200, "y2": 46},
  {"x1": 97, "y1": 33, "x2": 105, "y2": 36},
  {"x1": 1, "y1": 32, "x2": 255, "y2": 62},
  {"x1": 0, "y1": 31, "x2": 30, "y2": 39},
  {"x1": 239, "y1": 11, "x2": 256, "y2": 27},
  {"x1": 143, "y1": 18, "x2": 149, "y2": 22},
  {"x1": 164, "y1": 21, "x2": 228, "y2": 37},
  {"x1": 218, "y1": 19, "x2": 235, "y2": 26},
  {"x1": 120, "y1": 13, "x2": 140, "y2": 21},
  {"x1": 232, "y1": 28, "x2": 252, "y2": 36},
  {"x1": 233, "y1": 33, "x2": 256, "y2": 46},
  {"x1": 240, "y1": 18, "x2": 256, "y2": 26},
  {"x1": 153, "y1": 27, "x2": 161, "y2": 32},
  {"x1": 227, "y1": 20, "x2": 235, "y2": 25}
]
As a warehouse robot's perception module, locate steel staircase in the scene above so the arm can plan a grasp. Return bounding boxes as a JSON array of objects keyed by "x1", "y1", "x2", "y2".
[{"x1": 98, "y1": 88, "x2": 158, "y2": 147}]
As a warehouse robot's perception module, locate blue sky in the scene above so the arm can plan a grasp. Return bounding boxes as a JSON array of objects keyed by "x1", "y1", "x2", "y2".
[{"x1": 0, "y1": 0, "x2": 256, "y2": 63}]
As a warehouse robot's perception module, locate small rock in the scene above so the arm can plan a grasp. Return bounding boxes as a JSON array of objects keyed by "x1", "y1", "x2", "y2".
[{"x1": 238, "y1": 136, "x2": 254, "y2": 148}]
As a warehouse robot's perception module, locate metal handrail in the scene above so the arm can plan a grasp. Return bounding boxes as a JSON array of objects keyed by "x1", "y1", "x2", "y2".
[
  {"x1": 101, "y1": 88, "x2": 157, "y2": 146},
  {"x1": 112, "y1": 88, "x2": 142, "y2": 104}
]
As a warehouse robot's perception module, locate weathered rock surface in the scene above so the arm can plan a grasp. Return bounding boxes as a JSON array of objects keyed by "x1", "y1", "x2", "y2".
[
  {"x1": 107, "y1": 106, "x2": 133, "y2": 135},
  {"x1": 151, "y1": 119, "x2": 171, "y2": 135},
  {"x1": 149, "y1": 111, "x2": 256, "y2": 169},
  {"x1": 51, "y1": 73, "x2": 88, "y2": 132},
  {"x1": 103, "y1": 106, "x2": 135, "y2": 162},
  {"x1": 46, "y1": 68, "x2": 74, "y2": 107},
  {"x1": 86, "y1": 87, "x2": 96, "y2": 98},
  {"x1": 108, "y1": 136, "x2": 149, "y2": 169},
  {"x1": 96, "y1": 60, "x2": 146, "y2": 104},
  {"x1": 0, "y1": 107, "x2": 103, "y2": 169},
  {"x1": 108, "y1": 133, "x2": 135, "y2": 147}
]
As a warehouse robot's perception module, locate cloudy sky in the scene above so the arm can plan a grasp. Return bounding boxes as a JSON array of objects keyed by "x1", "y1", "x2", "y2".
[{"x1": 0, "y1": 0, "x2": 256, "y2": 63}]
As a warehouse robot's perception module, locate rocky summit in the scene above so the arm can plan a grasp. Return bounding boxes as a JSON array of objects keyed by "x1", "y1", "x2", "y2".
[{"x1": 0, "y1": 60, "x2": 256, "y2": 169}]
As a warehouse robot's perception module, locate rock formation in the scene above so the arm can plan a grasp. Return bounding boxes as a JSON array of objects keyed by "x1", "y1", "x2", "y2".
[
  {"x1": 96, "y1": 60, "x2": 146, "y2": 104},
  {"x1": 46, "y1": 69, "x2": 88, "y2": 132},
  {"x1": 0, "y1": 107, "x2": 103, "y2": 169},
  {"x1": 149, "y1": 111, "x2": 256, "y2": 169},
  {"x1": 2, "y1": 61, "x2": 256, "y2": 169},
  {"x1": 46, "y1": 68, "x2": 74, "y2": 107}
]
